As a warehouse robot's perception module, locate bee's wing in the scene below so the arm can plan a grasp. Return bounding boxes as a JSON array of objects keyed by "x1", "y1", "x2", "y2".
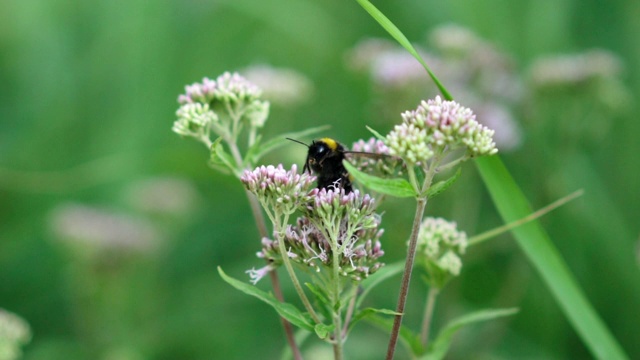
[{"x1": 344, "y1": 151, "x2": 398, "y2": 161}]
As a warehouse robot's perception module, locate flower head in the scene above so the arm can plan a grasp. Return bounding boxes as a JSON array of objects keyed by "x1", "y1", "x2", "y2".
[
  {"x1": 241, "y1": 164, "x2": 316, "y2": 214},
  {"x1": 307, "y1": 188, "x2": 378, "y2": 231},
  {"x1": 256, "y1": 215, "x2": 385, "y2": 283},
  {"x1": 415, "y1": 217, "x2": 468, "y2": 287},
  {"x1": 175, "y1": 72, "x2": 270, "y2": 147},
  {"x1": 249, "y1": 187, "x2": 385, "y2": 284},
  {"x1": 386, "y1": 96, "x2": 497, "y2": 166},
  {"x1": 178, "y1": 72, "x2": 262, "y2": 105},
  {"x1": 350, "y1": 137, "x2": 402, "y2": 177}
]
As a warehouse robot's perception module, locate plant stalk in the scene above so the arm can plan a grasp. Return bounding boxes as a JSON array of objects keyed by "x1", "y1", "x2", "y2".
[
  {"x1": 386, "y1": 196, "x2": 428, "y2": 359},
  {"x1": 331, "y1": 227, "x2": 344, "y2": 360},
  {"x1": 332, "y1": 313, "x2": 344, "y2": 360}
]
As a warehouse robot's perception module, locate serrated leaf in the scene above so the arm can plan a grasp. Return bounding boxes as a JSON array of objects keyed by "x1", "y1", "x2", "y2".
[
  {"x1": 250, "y1": 125, "x2": 331, "y2": 163},
  {"x1": 366, "y1": 125, "x2": 386, "y2": 141},
  {"x1": 217, "y1": 267, "x2": 315, "y2": 332},
  {"x1": 421, "y1": 308, "x2": 519, "y2": 360},
  {"x1": 314, "y1": 323, "x2": 335, "y2": 340},
  {"x1": 357, "y1": 261, "x2": 404, "y2": 309},
  {"x1": 344, "y1": 161, "x2": 416, "y2": 198},
  {"x1": 425, "y1": 168, "x2": 461, "y2": 198}
]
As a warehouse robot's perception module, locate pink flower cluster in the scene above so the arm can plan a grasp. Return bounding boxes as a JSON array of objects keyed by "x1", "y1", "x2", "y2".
[{"x1": 178, "y1": 72, "x2": 262, "y2": 105}]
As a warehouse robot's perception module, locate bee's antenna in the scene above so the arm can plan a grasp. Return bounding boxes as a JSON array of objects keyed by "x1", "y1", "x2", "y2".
[{"x1": 286, "y1": 138, "x2": 309, "y2": 148}]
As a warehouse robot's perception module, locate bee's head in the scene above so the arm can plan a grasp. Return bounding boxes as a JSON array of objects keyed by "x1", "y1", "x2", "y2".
[
  {"x1": 308, "y1": 138, "x2": 343, "y2": 170},
  {"x1": 287, "y1": 137, "x2": 344, "y2": 174}
]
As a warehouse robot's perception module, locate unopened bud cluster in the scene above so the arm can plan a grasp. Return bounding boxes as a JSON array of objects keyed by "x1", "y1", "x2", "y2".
[
  {"x1": 307, "y1": 188, "x2": 378, "y2": 231},
  {"x1": 386, "y1": 96, "x2": 497, "y2": 166},
  {"x1": 173, "y1": 72, "x2": 269, "y2": 144},
  {"x1": 350, "y1": 137, "x2": 402, "y2": 177},
  {"x1": 415, "y1": 217, "x2": 468, "y2": 287},
  {"x1": 172, "y1": 103, "x2": 218, "y2": 142},
  {"x1": 241, "y1": 164, "x2": 316, "y2": 214},
  {"x1": 178, "y1": 72, "x2": 262, "y2": 105}
]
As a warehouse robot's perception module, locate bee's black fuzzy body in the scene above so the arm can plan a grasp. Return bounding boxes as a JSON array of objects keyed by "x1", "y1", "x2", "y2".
[{"x1": 304, "y1": 138, "x2": 353, "y2": 193}]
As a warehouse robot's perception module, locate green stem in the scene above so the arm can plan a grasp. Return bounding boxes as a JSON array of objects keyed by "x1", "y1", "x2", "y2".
[
  {"x1": 227, "y1": 141, "x2": 246, "y2": 174},
  {"x1": 435, "y1": 154, "x2": 468, "y2": 173},
  {"x1": 200, "y1": 135, "x2": 213, "y2": 148},
  {"x1": 276, "y1": 213, "x2": 322, "y2": 324},
  {"x1": 331, "y1": 228, "x2": 344, "y2": 360},
  {"x1": 420, "y1": 286, "x2": 439, "y2": 347},
  {"x1": 406, "y1": 166, "x2": 421, "y2": 193},
  {"x1": 332, "y1": 312, "x2": 344, "y2": 360},
  {"x1": 386, "y1": 196, "x2": 428, "y2": 360}
]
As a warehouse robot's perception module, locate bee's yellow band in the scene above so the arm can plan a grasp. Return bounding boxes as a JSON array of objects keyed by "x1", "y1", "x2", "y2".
[{"x1": 320, "y1": 137, "x2": 338, "y2": 151}]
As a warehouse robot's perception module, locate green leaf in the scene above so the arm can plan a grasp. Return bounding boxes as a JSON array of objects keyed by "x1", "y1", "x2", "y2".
[
  {"x1": 343, "y1": 161, "x2": 416, "y2": 198},
  {"x1": 365, "y1": 125, "x2": 386, "y2": 141},
  {"x1": 354, "y1": 0, "x2": 452, "y2": 100},
  {"x1": 314, "y1": 323, "x2": 335, "y2": 340},
  {"x1": 422, "y1": 308, "x2": 519, "y2": 360},
  {"x1": 249, "y1": 125, "x2": 331, "y2": 163},
  {"x1": 348, "y1": 307, "x2": 400, "y2": 334},
  {"x1": 209, "y1": 138, "x2": 238, "y2": 175},
  {"x1": 475, "y1": 156, "x2": 629, "y2": 360},
  {"x1": 425, "y1": 168, "x2": 461, "y2": 198},
  {"x1": 217, "y1": 267, "x2": 315, "y2": 332},
  {"x1": 305, "y1": 282, "x2": 330, "y2": 305},
  {"x1": 304, "y1": 282, "x2": 332, "y2": 320},
  {"x1": 357, "y1": 261, "x2": 404, "y2": 309}
]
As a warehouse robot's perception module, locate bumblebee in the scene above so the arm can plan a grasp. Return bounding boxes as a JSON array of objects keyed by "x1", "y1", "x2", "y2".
[{"x1": 289, "y1": 137, "x2": 353, "y2": 193}]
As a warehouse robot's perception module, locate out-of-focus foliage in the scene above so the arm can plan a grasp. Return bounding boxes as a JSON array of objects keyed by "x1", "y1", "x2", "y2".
[{"x1": 0, "y1": 0, "x2": 638, "y2": 359}]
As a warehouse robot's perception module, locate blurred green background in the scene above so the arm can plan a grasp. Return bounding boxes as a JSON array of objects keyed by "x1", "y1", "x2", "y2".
[{"x1": 1, "y1": 0, "x2": 639, "y2": 359}]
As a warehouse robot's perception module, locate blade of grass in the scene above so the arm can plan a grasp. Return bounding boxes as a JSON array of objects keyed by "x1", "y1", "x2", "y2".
[
  {"x1": 354, "y1": 0, "x2": 452, "y2": 100},
  {"x1": 468, "y1": 189, "x2": 584, "y2": 246},
  {"x1": 475, "y1": 155, "x2": 628, "y2": 360}
]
